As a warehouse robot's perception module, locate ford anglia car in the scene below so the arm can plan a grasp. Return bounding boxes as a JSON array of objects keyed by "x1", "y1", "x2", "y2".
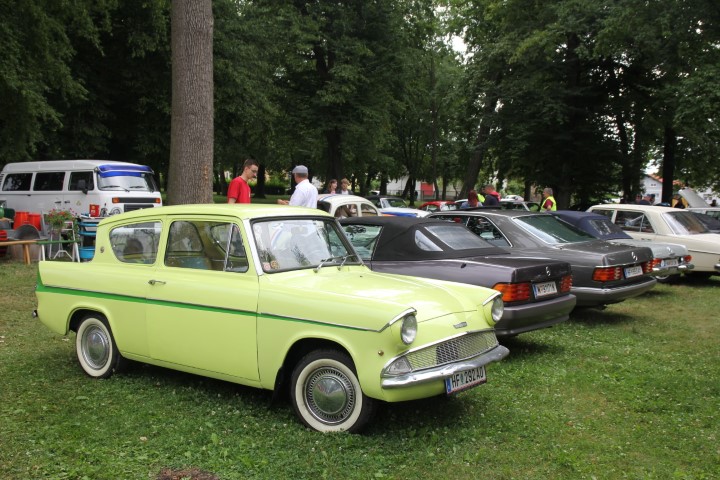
[{"x1": 35, "y1": 204, "x2": 508, "y2": 432}]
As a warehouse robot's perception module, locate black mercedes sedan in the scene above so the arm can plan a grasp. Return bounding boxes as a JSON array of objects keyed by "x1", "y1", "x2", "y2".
[
  {"x1": 428, "y1": 210, "x2": 657, "y2": 307},
  {"x1": 339, "y1": 216, "x2": 576, "y2": 337}
]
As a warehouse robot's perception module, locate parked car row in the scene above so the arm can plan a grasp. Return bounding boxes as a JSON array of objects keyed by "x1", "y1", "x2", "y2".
[{"x1": 34, "y1": 201, "x2": 718, "y2": 434}]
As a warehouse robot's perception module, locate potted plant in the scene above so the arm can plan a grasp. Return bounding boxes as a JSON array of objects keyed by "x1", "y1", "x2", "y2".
[{"x1": 44, "y1": 209, "x2": 78, "y2": 236}]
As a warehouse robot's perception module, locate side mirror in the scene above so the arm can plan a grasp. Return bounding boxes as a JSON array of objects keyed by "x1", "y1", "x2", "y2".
[{"x1": 77, "y1": 179, "x2": 88, "y2": 194}]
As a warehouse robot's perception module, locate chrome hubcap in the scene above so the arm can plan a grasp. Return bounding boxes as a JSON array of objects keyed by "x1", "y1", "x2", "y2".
[
  {"x1": 83, "y1": 325, "x2": 110, "y2": 370},
  {"x1": 306, "y1": 367, "x2": 355, "y2": 424}
]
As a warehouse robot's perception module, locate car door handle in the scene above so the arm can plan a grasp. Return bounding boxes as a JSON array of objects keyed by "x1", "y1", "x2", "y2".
[{"x1": 148, "y1": 279, "x2": 166, "y2": 285}]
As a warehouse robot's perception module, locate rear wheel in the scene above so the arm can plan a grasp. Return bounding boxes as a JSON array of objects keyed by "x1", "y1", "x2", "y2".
[
  {"x1": 75, "y1": 314, "x2": 125, "y2": 378},
  {"x1": 655, "y1": 274, "x2": 679, "y2": 284},
  {"x1": 290, "y1": 349, "x2": 375, "y2": 433}
]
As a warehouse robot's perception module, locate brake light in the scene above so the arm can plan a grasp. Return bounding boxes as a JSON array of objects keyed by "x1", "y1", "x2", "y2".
[
  {"x1": 649, "y1": 258, "x2": 663, "y2": 270},
  {"x1": 559, "y1": 274, "x2": 573, "y2": 293},
  {"x1": 641, "y1": 261, "x2": 652, "y2": 274},
  {"x1": 682, "y1": 255, "x2": 692, "y2": 264},
  {"x1": 493, "y1": 282, "x2": 531, "y2": 302},
  {"x1": 592, "y1": 266, "x2": 622, "y2": 282}
]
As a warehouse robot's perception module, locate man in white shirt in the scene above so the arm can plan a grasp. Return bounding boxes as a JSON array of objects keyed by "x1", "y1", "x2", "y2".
[{"x1": 277, "y1": 165, "x2": 318, "y2": 208}]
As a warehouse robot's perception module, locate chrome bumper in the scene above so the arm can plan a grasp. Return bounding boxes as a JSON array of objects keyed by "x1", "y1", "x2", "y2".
[{"x1": 381, "y1": 344, "x2": 510, "y2": 389}]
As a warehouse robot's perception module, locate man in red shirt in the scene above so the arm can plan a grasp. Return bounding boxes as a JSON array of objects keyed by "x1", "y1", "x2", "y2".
[{"x1": 227, "y1": 159, "x2": 259, "y2": 204}]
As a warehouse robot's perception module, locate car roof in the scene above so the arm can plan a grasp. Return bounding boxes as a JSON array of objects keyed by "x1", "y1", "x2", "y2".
[
  {"x1": 339, "y1": 216, "x2": 507, "y2": 260},
  {"x1": 587, "y1": 204, "x2": 682, "y2": 213},
  {"x1": 100, "y1": 203, "x2": 327, "y2": 223}
]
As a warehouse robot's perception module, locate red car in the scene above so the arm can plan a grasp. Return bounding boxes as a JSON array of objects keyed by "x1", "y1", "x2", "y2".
[{"x1": 419, "y1": 200, "x2": 458, "y2": 212}]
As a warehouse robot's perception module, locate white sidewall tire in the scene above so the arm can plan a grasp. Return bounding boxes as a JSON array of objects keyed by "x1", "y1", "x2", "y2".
[
  {"x1": 291, "y1": 351, "x2": 373, "y2": 433},
  {"x1": 76, "y1": 315, "x2": 119, "y2": 379}
]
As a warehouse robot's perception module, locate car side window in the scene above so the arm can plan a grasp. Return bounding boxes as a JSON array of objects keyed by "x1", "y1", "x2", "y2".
[
  {"x1": 110, "y1": 222, "x2": 161, "y2": 264},
  {"x1": 33, "y1": 172, "x2": 65, "y2": 191},
  {"x1": 343, "y1": 225, "x2": 381, "y2": 260},
  {"x1": 467, "y1": 217, "x2": 511, "y2": 247},
  {"x1": 615, "y1": 211, "x2": 654, "y2": 233},
  {"x1": 68, "y1": 171, "x2": 94, "y2": 191},
  {"x1": 360, "y1": 203, "x2": 378, "y2": 216},
  {"x1": 165, "y1": 220, "x2": 246, "y2": 271},
  {"x1": 591, "y1": 209, "x2": 614, "y2": 219},
  {"x1": 2, "y1": 173, "x2": 33, "y2": 191}
]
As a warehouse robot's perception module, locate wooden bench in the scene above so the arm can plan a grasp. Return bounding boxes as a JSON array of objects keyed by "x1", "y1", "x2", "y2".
[{"x1": 0, "y1": 239, "x2": 38, "y2": 265}]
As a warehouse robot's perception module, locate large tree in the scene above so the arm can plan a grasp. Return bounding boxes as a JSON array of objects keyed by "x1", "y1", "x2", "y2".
[{"x1": 166, "y1": 0, "x2": 214, "y2": 205}]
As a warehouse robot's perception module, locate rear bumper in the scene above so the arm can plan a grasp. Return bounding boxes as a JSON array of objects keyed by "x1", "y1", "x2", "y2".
[
  {"x1": 494, "y1": 294, "x2": 576, "y2": 337},
  {"x1": 572, "y1": 276, "x2": 657, "y2": 307}
]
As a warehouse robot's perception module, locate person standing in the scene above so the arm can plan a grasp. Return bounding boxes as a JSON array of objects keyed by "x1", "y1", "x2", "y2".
[
  {"x1": 460, "y1": 190, "x2": 481, "y2": 209},
  {"x1": 324, "y1": 179, "x2": 338, "y2": 194},
  {"x1": 227, "y1": 159, "x2": 259, "y2": 204},
  {"x1": 481, "y1": 184, "x2": 501, "y2": 206},
  {"x1": 637, "y1": 194, "x2": 651, "y2": 205},
  {"x1": 541, "y1": 187, "x2": 557, "y2": 211},
  {"x1": 339, "y1": 178, "x2": 353, "y2": 195},
  {"x1": 277, "y1": 165, "x2": 318, "y2": 208}
]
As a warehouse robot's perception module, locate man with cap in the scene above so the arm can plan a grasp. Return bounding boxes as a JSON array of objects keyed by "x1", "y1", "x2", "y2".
[{"x1": 277, "y1": 165, "x2": 318, "y2": 208}]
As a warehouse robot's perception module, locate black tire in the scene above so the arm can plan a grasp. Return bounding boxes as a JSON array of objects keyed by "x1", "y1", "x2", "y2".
[
  {"x1": 75, "y1": 314, "x2": 125, "y2": 379},
  {"x1": 655, "y1": 274, "x2": 679, "y2": 284},
  {"x1": 290, "y1": 349, "x2": 375, "y2": 433}
]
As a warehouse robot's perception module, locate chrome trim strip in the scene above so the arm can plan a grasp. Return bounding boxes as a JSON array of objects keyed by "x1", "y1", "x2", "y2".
[
  {"x1": 482, "y1": 291, "x2": 502, "y2": 306},
  {"x1": 378, "y1": 308, "x2": 416, "y2": 333},
  {"x1": 381, "y1": 344, "x2": 510, "y2": 389}
]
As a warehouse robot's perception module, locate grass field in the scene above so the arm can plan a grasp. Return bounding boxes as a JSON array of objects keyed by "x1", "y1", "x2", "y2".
[{"x1": 1, "y1": 260, "x2": 718, "y2": 479}]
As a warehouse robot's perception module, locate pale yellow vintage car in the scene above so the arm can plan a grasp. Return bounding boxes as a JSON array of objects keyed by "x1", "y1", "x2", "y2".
[{"x1": 35, "y1": 204, "x2": 508, "y2": 432}]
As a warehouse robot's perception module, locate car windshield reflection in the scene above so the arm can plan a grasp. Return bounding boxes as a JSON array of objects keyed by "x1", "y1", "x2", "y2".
[
  {"x1": 664, "y1": 211, "x2": 710, "y2": 235},
  {"x1": 252, "y1": 218, "x2": 358, "y2": 272},
  {"x1": 515, "y1": 215, "x2": 596, "y2": 244}
]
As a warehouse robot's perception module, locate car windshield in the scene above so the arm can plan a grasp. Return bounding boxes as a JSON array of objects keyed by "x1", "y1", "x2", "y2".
[
  {"x1": 663, "y1": 211, "x2": 710, "y2": 235},
  {"x1": 441, "y1": 203, "x2": 458, "y2": 211},
  {"x1": 252, "y1": 218, "x2": 359, "y2": 272},
  {"x1": 515, "y1": 215, "x2": 597, "y2": 244},
  {"x1": 97, "y1": 172, "x2": 157, "y2": 192},
  {"x1": 384, "y1": 198, "x2": 408, "y2": 208}
]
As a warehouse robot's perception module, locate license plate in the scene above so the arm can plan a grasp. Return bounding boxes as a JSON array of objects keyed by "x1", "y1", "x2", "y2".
[
  {"x1": 445, "y1": 366, "x2": 486, "y2": 394},
  {"x1": 533, "y1": 281, "x2": 558, "y2": 297},
  {"x1": 624, "y1": 265, "x2": 643, "y2": 278},
  {"x1": 662, "y1": 258, "x2": 679, "y2": 267}
]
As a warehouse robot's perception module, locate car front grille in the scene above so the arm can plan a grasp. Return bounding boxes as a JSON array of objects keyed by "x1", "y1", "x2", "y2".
[{"x1": 405, "y1": 330, "x2": 499, "y2": 371}]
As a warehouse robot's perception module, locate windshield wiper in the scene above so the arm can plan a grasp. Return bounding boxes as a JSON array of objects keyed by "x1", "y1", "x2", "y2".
[
  {"x1": 314, "y1": 256, "x2": 338, "y2": 272},
  {"x1": 101, "y1": 185, "x2": 130, "y2": 192},
  {"x1": 314, "y1": 254, "x2": 358, "y2": 272}
]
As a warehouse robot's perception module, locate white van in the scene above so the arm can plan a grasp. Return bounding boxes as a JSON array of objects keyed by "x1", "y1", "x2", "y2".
[{"x1": 0, "y1": 160, "x2": 162, "y2": 217}]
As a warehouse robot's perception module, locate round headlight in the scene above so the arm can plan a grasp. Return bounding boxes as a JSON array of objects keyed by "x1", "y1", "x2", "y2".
[
  {"x1": 109, "y1": 207, "x2": 122, "y2": 216},
  {"x1": 400, "y1": 314, "x2": 417, "y2": 345},
  {"x1": 491, "y1": 296, "x2": 504, "y2": 323}
]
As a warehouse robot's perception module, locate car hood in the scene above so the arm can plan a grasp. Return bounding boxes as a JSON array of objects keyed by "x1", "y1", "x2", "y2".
[
  {"x1": 517, "y1": 240, "x2": 653, "y2": 266},
  {"x1": 257, "y1": 266, "x2": 497, "y2": 331}
]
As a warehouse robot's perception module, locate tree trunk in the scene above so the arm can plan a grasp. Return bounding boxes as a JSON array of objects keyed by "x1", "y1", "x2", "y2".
[
  {"x1": 661, "y1": 126, "x2": 677, "y2": 204},
  {"x1": 167, "y1": 0, "x2": 214, "y2": 205}
]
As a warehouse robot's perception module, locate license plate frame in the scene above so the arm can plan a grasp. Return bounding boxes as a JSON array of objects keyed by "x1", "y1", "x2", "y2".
[
  {"x1": 624, "y1": 265, "x2": 643, "y2": 278},
  {"x1": 533, "y1": 280, "x2": 558, "y2": 297},
  {"x1": 445, "y1": 366, "x2": 487, "y2": 394},
  {"x1": 662, "y1": 258, "x2": 679, "y2": 267}
]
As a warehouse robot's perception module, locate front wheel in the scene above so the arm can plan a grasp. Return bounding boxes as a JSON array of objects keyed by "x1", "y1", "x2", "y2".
[
  {"x1": 290, "y1": 350, "x2": 375, "y2": 433},
  {"x1": 75, "y1": 314, "x2": 125, "y2": 379}
]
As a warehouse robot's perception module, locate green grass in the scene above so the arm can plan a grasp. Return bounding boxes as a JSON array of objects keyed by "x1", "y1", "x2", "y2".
[{"x1": 1, "y1": 260, "x2": 718, "y2": 479}]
